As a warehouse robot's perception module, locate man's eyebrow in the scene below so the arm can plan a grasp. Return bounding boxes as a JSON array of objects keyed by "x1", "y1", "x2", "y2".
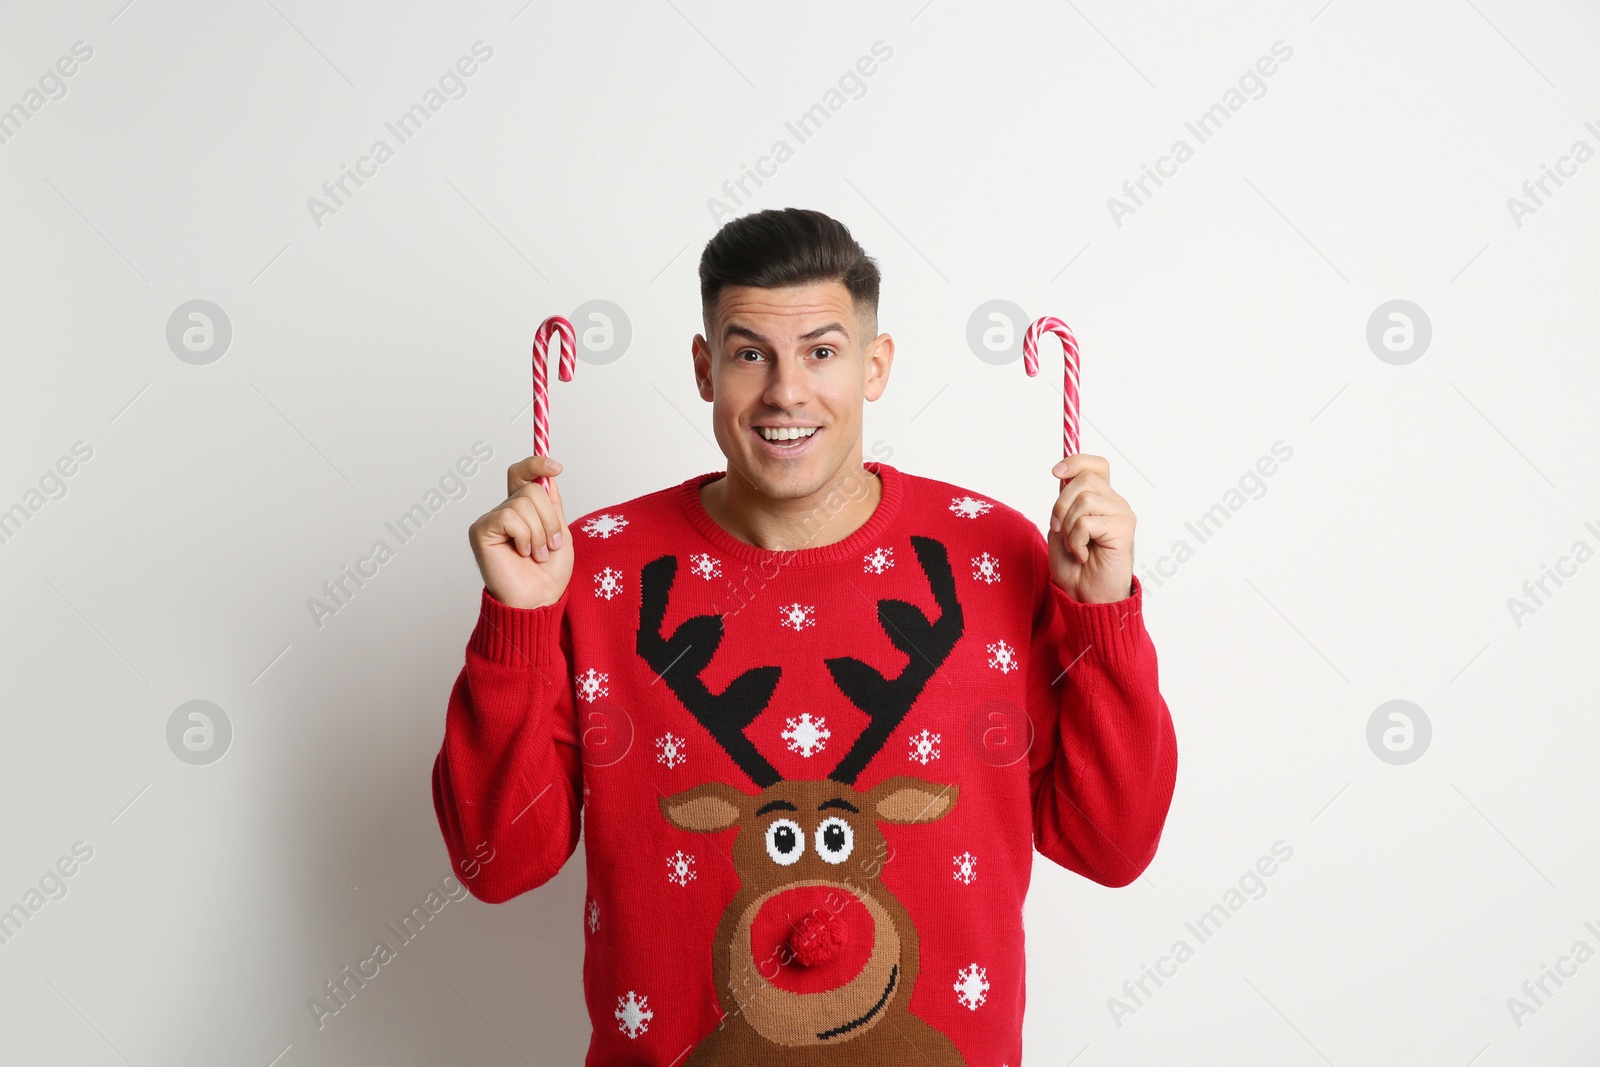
[
  {"x1": 799, "y1": 322, "x2": 849, "y2": 342},
  {"x1": 723, "y1": 324, "x2": 769, "y2": 344},
  {"x1": 723, "y1": 321, "x2": 850, "y2": 345}
]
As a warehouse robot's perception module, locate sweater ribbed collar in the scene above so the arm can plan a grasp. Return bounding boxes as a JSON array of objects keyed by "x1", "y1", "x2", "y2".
[{"x1": 675, "y1": 461, "x2": 904, "y2": 568}]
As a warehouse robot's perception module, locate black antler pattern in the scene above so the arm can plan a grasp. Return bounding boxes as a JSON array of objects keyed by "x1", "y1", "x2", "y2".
[
  {"x1": 637, "y1": 554, "x2": 784, "y2": 788},
  {"x1": 825, "y1": 535, "x2": 964, "y2": 785}
]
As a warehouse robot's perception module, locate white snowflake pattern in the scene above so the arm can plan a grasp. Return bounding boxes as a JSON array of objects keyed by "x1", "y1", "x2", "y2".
[
  {"x1": 778, "y1": 603, "x2": 816, "y2": 631},
  {"x1": 575, "y1": 667, "x2": 610, "y2": 702},
  {"x1": 949, "y1": 495, "x2": 994, "y2": 519},
  {"x1": 582, "y1": 512, "x2": 629, "y2": 539},
  {"x1": 954, "y1": 963, "x2": 990, "y2": 1010},
  {"x1": 615, "y1": 990, "x2": 654, "y2": 1038},
  {"x1": 953, "y1": 851, "x2": 979, "y2": 885},
  {"x1": 781, "y1": 713, "x2": 831, "y2": 758},
  {"x1": 666, "y1": 850, "x2": 697, "y2": 887},
  {"x1": 909, "y1": 729, "x2": 942, "y2": 766},
  {"x1": 971, "y1": 552, "x2": 1001, "y2": 584},
  {"x1": 688, "y1": 552, "x2": 722, "y2": 580},
  {"x1": 863, "y1": 546, "x2": 894, "y2": 575},
  {"x1": 587, "y1": 899, "x2": 600, "y2": 933},
  {"x1": 986, "y1": 639, "x2": 1019, "y2": 674},
  {"x1": 655, "y1": 731, "x2": 687, "y2": 769},
  {"x1": 594, "y1": 566, "x2": 624, "y2": 600}
]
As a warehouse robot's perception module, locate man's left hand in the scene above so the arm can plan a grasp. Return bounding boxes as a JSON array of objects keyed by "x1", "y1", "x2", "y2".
[{"x1": 1047, "y1": 454, "x2": 1136, "y2": 604}]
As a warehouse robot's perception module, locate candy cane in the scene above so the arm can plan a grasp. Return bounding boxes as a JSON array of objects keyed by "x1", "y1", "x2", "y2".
[
  {"x1": 532, "y1": 315, "x2": 576, "y2": 493},
  {"x1": 1022, "y1": 315, "x2": 1080, "y2": 462}
]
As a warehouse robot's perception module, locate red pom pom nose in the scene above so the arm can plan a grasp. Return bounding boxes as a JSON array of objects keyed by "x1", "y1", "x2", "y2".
[
  {"x1": 789, "y1": 910, "x2": 848, "y2": 966},
  {"x1": 751, "y1": 886, "x2": 875, "y2": 993}
]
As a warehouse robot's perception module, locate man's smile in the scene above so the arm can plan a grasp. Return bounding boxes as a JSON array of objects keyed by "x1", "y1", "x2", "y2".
[{"x1": 751, "y1": 424, "x2": 822, "y2": 455}]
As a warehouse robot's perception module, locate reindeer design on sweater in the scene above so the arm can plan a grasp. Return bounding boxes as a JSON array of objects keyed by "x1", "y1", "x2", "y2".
[{"x1": 636, "y1": 535, "x2": 969, "y2": 1066}]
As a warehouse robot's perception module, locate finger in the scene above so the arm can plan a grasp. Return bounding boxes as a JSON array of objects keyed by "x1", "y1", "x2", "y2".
[
  {"x1": 1054, "y1": 491, "x2": 1126, "y2": 538},
  {"x1": 1068, "y1": 473, "x2": 1130, "y2": 516},
  {"x1": 1060, "y1": 491, "x2": 1125, "y2": 532},
  {"x1": 507, "y1": 455, "x2": 564, "y2": 496},
  {"x1": 511, "y1": 482, "x2": 564, "y2": 554},
  {"x1": 506, "y1": 495, "x2": 553, "y2": 560},
  {"x1": 1051, "y1": 480, "x2": 1117, "y2": 529},
  {"x1": 485, "y1": 506, "x2": 534, "y2": 557},
  {"x1": 1066, "y1": 513, "x2": 1118, "y2": 562},
  {"x1": 1052, "y1": 453, "x2": 1109, "y2": 483},
  {"x1": 537, "y1": 474, "x2": 570, "y2": 549},
  {"x1": 1058, "y1": 471, "x2": 1113, "y2": 504}
]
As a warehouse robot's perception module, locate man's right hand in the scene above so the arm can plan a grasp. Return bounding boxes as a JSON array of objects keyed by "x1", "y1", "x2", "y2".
[{"x1": 468, "y1": 456, "x2": 573, "y2": 609}]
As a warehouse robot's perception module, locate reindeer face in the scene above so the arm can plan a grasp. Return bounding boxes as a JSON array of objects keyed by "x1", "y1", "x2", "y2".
[
  {"x1": 638, "y1": 535, "x2": 968, "y2": 1053},
  {"x1": 661, "y1": 775, "x2": 957, "y2": 1046}
]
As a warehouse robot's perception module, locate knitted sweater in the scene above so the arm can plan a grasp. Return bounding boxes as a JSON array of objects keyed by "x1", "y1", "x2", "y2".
[{"x1": 432, "y1": 461, "x2": 1177, "y2": 1066}]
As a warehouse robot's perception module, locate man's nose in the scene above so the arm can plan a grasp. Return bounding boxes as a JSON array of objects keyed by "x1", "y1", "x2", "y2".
[{"x1": 761, "y1": 350, "x2": 810, "y2": 409}]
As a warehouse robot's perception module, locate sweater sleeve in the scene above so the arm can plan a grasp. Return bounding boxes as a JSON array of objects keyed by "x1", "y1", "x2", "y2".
[
  {"x1": 432, "y1": 585, "x2": 583, "y2": 903},
  {"x1": 1025, "y1": 529, "x2": 1177, "y2": 887}
]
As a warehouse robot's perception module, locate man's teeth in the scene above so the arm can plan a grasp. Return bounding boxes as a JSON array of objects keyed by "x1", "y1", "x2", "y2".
[{"x1": 759, "y1": 427, "x2": 819, "y2": 441}]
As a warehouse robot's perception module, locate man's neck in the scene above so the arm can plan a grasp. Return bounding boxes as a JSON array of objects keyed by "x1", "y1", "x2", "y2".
[{"x1": 699, "y1": 459, "x2": 881, "y2": 553}]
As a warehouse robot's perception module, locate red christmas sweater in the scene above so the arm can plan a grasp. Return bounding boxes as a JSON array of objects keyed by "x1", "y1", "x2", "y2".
[{"x1": 433, "y1": 461, "x2": 1177, "y2": 1066}]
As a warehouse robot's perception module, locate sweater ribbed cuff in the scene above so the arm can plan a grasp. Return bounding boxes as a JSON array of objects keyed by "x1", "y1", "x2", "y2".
[
  {"x1": 1049, "y1": 575, "x2": 1149, "y2": 665},
  {"x1": 467, "y1": 586, "x2": 568, "y2": 670}
]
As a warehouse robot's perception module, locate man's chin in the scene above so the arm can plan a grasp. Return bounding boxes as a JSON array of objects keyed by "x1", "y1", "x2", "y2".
[{"x1": 736, "y1": 452, "x2": 832, "y2": 501}]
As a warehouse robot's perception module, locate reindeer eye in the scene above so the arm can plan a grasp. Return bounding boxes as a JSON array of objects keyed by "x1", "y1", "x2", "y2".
[
  {"x1": 765, "y1": 818, "x2": 804, "y2": 866},
  {"x1": 815, "y1": 817, "x2": 854, "y2": 864}
]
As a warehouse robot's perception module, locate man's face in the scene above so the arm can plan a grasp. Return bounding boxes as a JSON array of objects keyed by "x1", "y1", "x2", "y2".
[{"x1": 693, "y1": 280, "x2": 893, "y2": 501}]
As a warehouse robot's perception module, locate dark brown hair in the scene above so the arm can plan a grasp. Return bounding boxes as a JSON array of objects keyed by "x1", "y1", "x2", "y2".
[{"x1": 698, "y1": 208, "x2": 880, "y2": 335}]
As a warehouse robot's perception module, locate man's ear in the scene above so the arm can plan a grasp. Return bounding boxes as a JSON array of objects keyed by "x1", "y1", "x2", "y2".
[
  {"x1": 691, "y1": 335, "x2": 714, "y2": 402},
  {"x1": 660, "y1": 782, "x2": 746, "y2": 832},
  {"x1": 864, "y1": 331, "x2": 894, "y2": 402}
]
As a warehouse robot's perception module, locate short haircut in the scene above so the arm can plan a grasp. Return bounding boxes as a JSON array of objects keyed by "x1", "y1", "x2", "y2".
[{"x1": 698, "y1": 208, "x2": 880, "y2": 338}]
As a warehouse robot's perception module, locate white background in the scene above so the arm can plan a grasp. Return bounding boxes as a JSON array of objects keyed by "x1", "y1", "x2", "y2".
[{"x1": 2, "y1": 0, "x2": 1597, "y2": 1064}]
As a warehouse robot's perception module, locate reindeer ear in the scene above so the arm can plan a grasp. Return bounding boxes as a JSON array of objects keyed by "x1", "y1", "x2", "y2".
[
  {"x1": 872, "y1": 776, "x2": 958, "y2": 824},
  {"x1": 659, "y1": 783, "x2": 747, "y2": 833}
]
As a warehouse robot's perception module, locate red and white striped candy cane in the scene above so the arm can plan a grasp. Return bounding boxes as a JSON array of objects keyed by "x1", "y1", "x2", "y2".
[
  {"x1": 1022, "y1": 315, "x2": 1081, "y2": 463},
  {"x1": 532, "y1": 315, "x2": 576, "y2": 493}
]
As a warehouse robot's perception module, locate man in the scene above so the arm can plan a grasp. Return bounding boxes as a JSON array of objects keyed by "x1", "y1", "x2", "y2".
[{"x1": 433, "y1": 207, "x2": 1177, "y2": 1065}]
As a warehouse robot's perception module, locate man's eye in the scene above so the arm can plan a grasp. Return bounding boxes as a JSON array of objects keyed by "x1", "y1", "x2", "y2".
[
  {"x1": 736, "y1": 349, "x2": 764, "y2": 362},
  {"x1": 813, "y1": 348, "x2": 835, "y2": 359}
]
